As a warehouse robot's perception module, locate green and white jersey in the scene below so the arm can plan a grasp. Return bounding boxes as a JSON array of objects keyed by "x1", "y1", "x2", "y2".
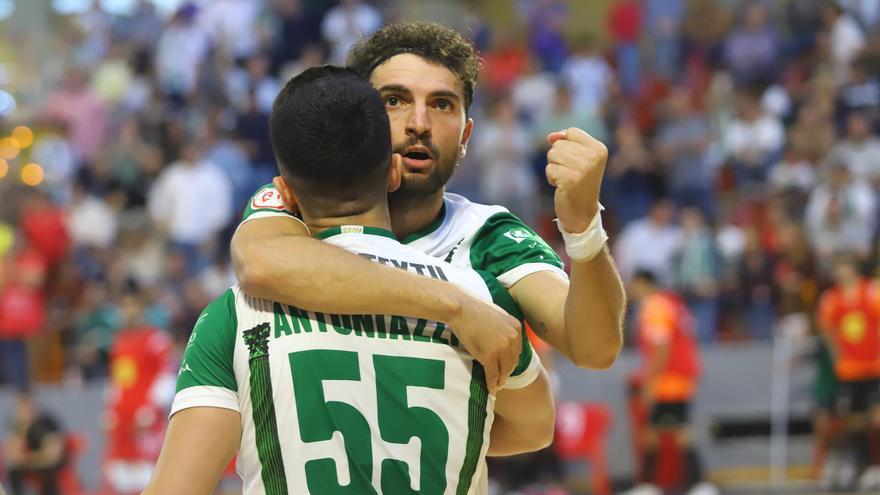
[
  {"x1": 242, "y1": 185, "x2": 568, "y2": 287},
  {"x1": 172, "y1": 226, "x2": 541, "y2": 495}
]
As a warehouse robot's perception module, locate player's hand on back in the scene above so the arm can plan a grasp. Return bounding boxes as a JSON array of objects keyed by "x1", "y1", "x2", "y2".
[
  {"x1": 448, "y1": 296, "x2": 522, "y2": 394},
  {"x1": 545, "y1": 127, "x2": 608, "y2": 233}
]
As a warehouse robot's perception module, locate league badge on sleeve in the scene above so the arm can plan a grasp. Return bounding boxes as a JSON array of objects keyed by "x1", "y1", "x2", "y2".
[{"x1": 251, "y1": 188, "x2": 286, "y2": 211}]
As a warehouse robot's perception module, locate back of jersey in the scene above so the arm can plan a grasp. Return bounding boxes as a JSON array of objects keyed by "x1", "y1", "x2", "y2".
[{"x1": 174, "y1": 226, "x2": 537, "y2": 495}]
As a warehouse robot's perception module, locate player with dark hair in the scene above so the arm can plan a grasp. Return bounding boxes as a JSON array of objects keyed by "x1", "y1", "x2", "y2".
[
  {"x1": 232, "y1": 21, "x2": 625, "y2": 394},
  {"x1": 144, "y1": 66, "x2": 554, "y2": 494},
  {"x1": 817, "y1": 255, "x2": 880, "y2": 490},
  {"x1": 625, "y1": 269, "x2": 716, "y2": 495}
]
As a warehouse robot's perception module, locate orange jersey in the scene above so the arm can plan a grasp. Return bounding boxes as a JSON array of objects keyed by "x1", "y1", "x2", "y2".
[
  {"x1": 818, "y1": 279, "x2": 880, "y2": 380},
  {"x1": 637, "y1": 292, "x2": 701, "y2": 401}
]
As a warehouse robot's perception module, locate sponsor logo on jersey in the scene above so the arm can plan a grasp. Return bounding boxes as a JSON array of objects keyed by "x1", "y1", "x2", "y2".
[
  {"x1": 251, "y1": 188, "x2": 286, "y2": 210},
  {"x1": 503, "y1": 229, "x2": 532, "y2": 244}
]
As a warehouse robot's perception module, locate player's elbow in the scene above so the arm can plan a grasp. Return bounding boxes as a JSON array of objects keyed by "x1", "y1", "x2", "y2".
[
  {"x1": 233, "y1": 246, "x2": 275, "y2": 299},
  {"x1": 569, "y1": 327, "x2": 622, "y2": 370}
]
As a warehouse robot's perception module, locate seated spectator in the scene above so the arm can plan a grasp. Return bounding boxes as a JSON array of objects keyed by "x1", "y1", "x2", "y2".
[
  {"x1": 788, "y1": 100, "x2": 836, "y2": 164},
  {"x1": 823, "y1": 3, "x2": 866, "y2": 86},
  {"x1": 560, "y1": 35, "x2": 614, "y2": 115},
  {"x1": 601, "y1": 123, "x2": 663, "y2": 230},
  {"x1": 768, "y1": 144, "x2": 816, "y2": 194},
  {"x1": 724, "y1": 86, "x2": 785, "y2": 187},
  {"x1": 3, "y1": 392, "x2": 66, "y2": 495},
  {"x1": 321, "y1": 0, "x2": 381, "y2": 65},
  {"x1": 673, "y1": 207, "x2": 721, "y2": 343},
  {"x1": 614, "y1": 198, "x2": 683, "y2": 285},
  {"x1": 656, "y1": 88, "x2": 714, "y2": 215},
  {"x1": 724, "y1": 2, "x2": 780, "y2": 85},
  {"x1": 837, "y1": 58, "x2": 880, "y2": 126},
  {"x1": 806, "y1": 162, "x2": 877, "y2": 267},
  {"x1": 826, "y1": 112, "x2": 880, "y2": 184}
]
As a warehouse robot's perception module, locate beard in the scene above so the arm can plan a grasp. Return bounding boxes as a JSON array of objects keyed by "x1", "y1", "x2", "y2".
[{"x1": 390, "y1": 136, "x2": 461, "y2": 200}]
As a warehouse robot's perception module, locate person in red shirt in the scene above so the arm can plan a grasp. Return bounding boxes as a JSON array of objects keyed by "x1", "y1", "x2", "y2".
[
  {"x1": 625, "y1": 269, "x2": 716, "y2": 495},
  {"x1": 817, "y1": 255, "x2": 880, "y2": 489},
  {"x1": 104, "y1": 291, "x2": 176, "y2": 494},
  {"x1": 0, "y1": 249, "x2": 47, "y2": 392},
  {"x1": 607, "y1": 0, "x2": 643, "y2": 95}
]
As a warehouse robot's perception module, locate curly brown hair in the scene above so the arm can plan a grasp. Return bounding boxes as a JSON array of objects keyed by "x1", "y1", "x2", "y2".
[{"x1": 347, "y1": 21, "x2": 481, "y2": 114}]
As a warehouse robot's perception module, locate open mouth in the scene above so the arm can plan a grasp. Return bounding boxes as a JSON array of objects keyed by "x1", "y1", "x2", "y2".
[{"x1": 402, "y1": 147, "x2": 434, "y2": 169}]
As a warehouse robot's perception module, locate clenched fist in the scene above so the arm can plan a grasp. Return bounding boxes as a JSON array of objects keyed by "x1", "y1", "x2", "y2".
[{"x1": 546, "y1": 128, "x2": 608, "y2": 234}]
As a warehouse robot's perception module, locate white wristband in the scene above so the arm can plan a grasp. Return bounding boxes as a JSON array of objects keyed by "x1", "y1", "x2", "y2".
[{"x1": 554, "y1": 204, "x2": 608, "y2": 262}]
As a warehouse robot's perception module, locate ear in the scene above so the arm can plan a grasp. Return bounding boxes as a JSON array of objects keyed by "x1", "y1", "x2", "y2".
[
  {"x1": 387, "y1": 153, "x2": 403, "y2": 193},
  {"x1": 459, "y1": 118, "x2": 474, "y2": 159},
  {"x1": 272, "y1": 176, "x2": 299, "y2": 214}
]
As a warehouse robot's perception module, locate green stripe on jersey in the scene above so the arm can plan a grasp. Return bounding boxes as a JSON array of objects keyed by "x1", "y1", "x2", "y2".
[
  {"x1": 176, "y1": 289, "x2": 238, "y2": 393},
  {"x1": 456, "y1": 363, "x2": 489, "y2": 495},
  {"x1": 469, "y1": 212, "x2": 563, "y2": 279},
  {"x1": 244, "y1": 323, "x2": 288, "y2": 495}
]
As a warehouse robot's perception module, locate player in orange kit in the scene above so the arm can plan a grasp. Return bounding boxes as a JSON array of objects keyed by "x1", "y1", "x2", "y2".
[
  {"x1": 624, "y1": 269, "x2": 716, "y2": 495},
  {"x1": 103, "y1": 291, "x2": 175, "y2": 494},
  {"x1": 817, "y1": 255, "x2": 880, "y2": 489}
]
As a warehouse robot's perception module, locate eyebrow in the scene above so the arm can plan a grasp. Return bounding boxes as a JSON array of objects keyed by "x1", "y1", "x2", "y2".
[{"x1": 378, "y1": 84, "x2": 461, "y2": 102}]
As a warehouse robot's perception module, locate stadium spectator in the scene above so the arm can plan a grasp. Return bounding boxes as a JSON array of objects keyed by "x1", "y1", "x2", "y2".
[
  {"x1": 321, "y1": 0, "x2": 382, "y2": 64},
  {"x1": 824, "y1": 2, "x2": 867, "y2": 85},
  {"x1": 607, "y1": 0, "x2": 642, "y2": 95},
  {"x1": 673, "y1": 207, "x2": 721, "y2": 343},
  {"x1": 768, "y1": 144, "x2": 816, "y2": 194},
  {"x1": 0, "y1": 251, "x2": 46, "y2": 392},
  {"x1": 472, "y1": 95, "x2": 536, "y2": 225},
  {"x1": 615, "y1": 199, "x2": 681, "y2": 286},
  {"x1": 154, "y1": 4, "x2": 210, "y2": 103},
  {"x1": 196, "y1": 0, "x2": 261, "y2": 61},
  {"x1": 3, "y1": 392, "x2": 66, "y2": 495},
  {"x1": 41, "y1": 69, "x2": 107, "y2": 164},
  {"x1": 826, "y1": 111, "x2": 880, "y2": 183},
  {"x1": 270, "y1": 0, "x2": 321, "y2": 73},
  {"x1": 560, "y1": 35, "x2": 614, "y2": 115},
  {"x1": 523, "y1": 0, "x2": 568, "y2": 73},
  {"x1": 601, "y1": 123, "x2": 663, "y2": 231},
  {"x1": 805, "y1": 162, "x2": 877, "y2": 266},
  {"x1": 147, "y1": 140, "x2": 233, "y2": 275},
  {"x1": 656, "y1": 87, "x2": 714, "y2": 215},
  {"x1": 644, "y1": 0, "x2": 685, "y2": 80},
  {"x1": 724, "y1": 2, "x2": 781, "y2": 85},
  {"x1": 724, "y1": 86, "x2": 786, "y2": 186}
]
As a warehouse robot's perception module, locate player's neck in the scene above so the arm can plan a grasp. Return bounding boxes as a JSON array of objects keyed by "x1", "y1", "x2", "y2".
[
  {"x1": 389, "y1": 190, "x2": 445, "y2": 240},
  {"x1": 304, "y1": 205, "x2": 394, "y2": 237}
]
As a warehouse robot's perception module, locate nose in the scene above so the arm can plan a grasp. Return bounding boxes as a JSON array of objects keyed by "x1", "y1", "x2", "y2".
[{"x1": 405, "y1": 101, "x2": 431, "y2": 140}]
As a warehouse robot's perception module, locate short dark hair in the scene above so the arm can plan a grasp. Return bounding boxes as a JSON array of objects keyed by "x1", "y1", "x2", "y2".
[
  {"x1": 270, "y1": 65, "x2": 391, "y2": 215},
  {"x1": 348, "y1": 21, "x2": 481, "y2": 114}
]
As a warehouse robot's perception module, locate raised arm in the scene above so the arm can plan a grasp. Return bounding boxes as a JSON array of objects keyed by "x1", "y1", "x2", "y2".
[
  {"x1": 143, "y1": 407, "x2": 241, "y2": 495},
  {"x1": 511, "y1": 128, "x2": 625, "y2": 369},
  {"x1": 232, "y1": 214, "x2": 520, "y2": 392},
  {"x1": 487, "y1": 367, "x2": 555, "y2": 457}
]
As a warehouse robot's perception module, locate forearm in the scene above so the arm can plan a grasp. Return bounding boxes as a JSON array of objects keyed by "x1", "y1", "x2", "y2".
[
  {"x1": 234, "y1": 229, "x2": 465, "y2": 322},
  {"x1": 561, "y1": 248, "x2": 625, "y2": 369}
]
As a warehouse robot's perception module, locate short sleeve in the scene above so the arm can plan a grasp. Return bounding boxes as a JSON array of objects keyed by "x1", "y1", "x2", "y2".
[
  {"x1": 171, "y1": 289, "x2": 240, "y2": 416},
  {"x1": 476, "y1": 271, "x2": 541, "y2": 389},
  {"x1": 240, "y1": 183, "x2": 301, "y2": 224},
  {"x1": 470, "y1": 213, "x2": 566, "y2": 288},
  {"x1": 640, "y1": 296, "x2": 676, "y2": 346}
]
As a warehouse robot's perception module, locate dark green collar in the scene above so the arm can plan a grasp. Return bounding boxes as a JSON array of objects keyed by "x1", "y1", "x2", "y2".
[
  {"x1": 401, "y1": 203, "x2": 447, "y2": 245},
  {"x1": 314, "y1": 225, "x2": 397, "y2": 240}
]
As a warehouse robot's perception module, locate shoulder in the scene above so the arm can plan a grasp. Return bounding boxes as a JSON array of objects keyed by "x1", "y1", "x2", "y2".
[{"x1": 240, "y1": 183, "x2": 298, "y2": 223}]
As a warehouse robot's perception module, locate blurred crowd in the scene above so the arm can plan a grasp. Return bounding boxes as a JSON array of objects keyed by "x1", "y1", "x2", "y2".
[{"x1": 0, "y1": 0, "x2": 879, "y2": 427}]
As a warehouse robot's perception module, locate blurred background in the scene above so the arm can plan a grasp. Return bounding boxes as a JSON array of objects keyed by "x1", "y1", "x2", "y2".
[{"x1": 1, "y1": 0, "x2": 880, "y2": 493}]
